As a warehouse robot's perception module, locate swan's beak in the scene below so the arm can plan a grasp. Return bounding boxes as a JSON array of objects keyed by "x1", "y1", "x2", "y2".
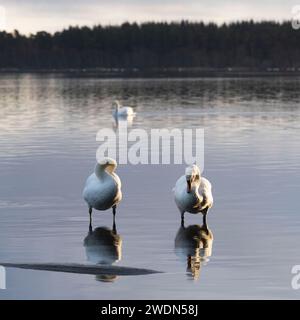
[{"x1": 187, "y1": 180, "x2": 191, "y2": 193}]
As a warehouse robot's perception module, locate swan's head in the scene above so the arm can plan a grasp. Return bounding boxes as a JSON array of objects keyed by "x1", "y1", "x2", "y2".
[
  {"x1": 113, "y1": 100, "x2": 121, "y2": 110},
  {"x1": 185, "y1": 165, "x2": 201, "y2": 193},
  {"x1": 95, "y1": 157, "x2": 118, "y2": 176},
  {"x1": 98, "y1": 157, "x2": 117, "y2": 167}
]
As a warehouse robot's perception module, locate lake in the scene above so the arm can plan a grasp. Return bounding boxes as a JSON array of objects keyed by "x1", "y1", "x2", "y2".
[{"x1": 0, "y1": 74, "x2": 300, "y2": 299}]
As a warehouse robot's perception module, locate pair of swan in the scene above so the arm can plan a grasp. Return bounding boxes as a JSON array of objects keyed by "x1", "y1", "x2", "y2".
[{"x1": 83, "y1": 157, "x2": 213, "y2": 224}]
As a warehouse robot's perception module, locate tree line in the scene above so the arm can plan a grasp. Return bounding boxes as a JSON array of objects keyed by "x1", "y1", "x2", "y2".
[{"x1": 0, "y1": 21, "x2": 299, "y2": 70}]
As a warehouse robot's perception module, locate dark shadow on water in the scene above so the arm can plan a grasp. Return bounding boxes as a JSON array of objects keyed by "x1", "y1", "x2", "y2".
[
  {"x1": 174, "y1": 221, "x2": 213, "y2": 281},
  {"x1": 0, "y1": 262, "x2": 161, "y2": 277},
  {"x1": 0, "y1": 221, "x2": 162, "y2": 278}
]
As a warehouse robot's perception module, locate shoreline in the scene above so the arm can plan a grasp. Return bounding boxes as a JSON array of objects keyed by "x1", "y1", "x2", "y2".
[{"x1": 1, "y1": 68, "x2": 300, "y2": 78}]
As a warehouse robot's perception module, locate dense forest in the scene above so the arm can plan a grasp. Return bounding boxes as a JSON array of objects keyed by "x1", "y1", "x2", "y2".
[{"x1": 0, "y1": 21, "x2": 300, "y2": 70}]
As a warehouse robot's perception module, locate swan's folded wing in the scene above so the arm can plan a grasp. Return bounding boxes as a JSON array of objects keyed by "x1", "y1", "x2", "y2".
[
  {"x1": 193, "y1": 196, "x2": 204, "y2": 209},
  {"x1": 197, "y1": 178, "x2": 213, "y2": 209},
  {"x1": 173, "y1": 175, "x2": 185, "y2": 193}
]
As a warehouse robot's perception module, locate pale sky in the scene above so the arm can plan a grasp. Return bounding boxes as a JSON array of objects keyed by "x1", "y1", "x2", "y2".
[{"x1": 0, "y1": 0, "x2": 297, "y2": 34}]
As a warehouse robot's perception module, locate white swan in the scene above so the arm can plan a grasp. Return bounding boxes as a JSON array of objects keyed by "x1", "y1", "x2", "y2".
[
  {"x1": 83, "y1": 157, "x2": 122, "y2": 223},
  {"x1": 174, "y1": 164, "x2": 213, "y2": 224},
  {"x1": 113, "y1": 100, "x2": 135, "y2": 117}
]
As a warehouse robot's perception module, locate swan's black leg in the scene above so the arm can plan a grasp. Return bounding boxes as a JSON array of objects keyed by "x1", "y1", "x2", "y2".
[
  {"x1": 112, "y1": 219, "x2": 117, "y2": 235},
  {"x1": 202, "y1": 208, "x2": 208, "y2": 232},
  {"x1": 203, "y1": 213, "x2": 207, "y2": 228},
  {"x1": 181, "y1": 212, "x2": 185, "y2": 227},
  {"x1": 112, "y1": 205, "x2": 116, "y2": 223},
  {"x1": 89, "y1": 207, "x2": 92, "y2": 226}
]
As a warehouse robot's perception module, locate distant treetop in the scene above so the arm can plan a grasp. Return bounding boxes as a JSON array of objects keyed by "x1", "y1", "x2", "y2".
[{"x1": 0, "y1": 21, "x2": 299, "y2": 70}]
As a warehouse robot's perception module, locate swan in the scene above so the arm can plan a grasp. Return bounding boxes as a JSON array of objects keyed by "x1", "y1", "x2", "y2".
[
  {"x1": 113, "y1": 100, "x2": 135, "y2": 118},
  {"x1": 174, "y1": 164, "x2": 213, "y2": 225},
  {"x1": 83, "y1": 157, "x2": 122, "y2": 223}
]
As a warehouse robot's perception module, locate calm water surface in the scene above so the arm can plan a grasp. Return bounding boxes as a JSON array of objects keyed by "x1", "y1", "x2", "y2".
[{"x1": 0, "y1": 75, "x2": 300, "y2": 299}]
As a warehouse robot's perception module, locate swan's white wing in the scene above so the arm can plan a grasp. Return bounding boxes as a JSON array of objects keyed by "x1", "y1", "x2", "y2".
[
  {"x1": 198, "y1": 177, "x2": 213, "y2": 208},
  {"x1": 201, "y1": 177, "x2": 212, "y2": 189},
  {"x1": 174, "y1": 175, "x2": 189, "y2": 213},
  {"x1": 174, "y1": 175, "x2": 186, "y2": 190},
  {"x1": 111, "y1": 172, "x2": 122, "y2": 188},
  {"x1": 82, "y1": 173, "x2": 98, "y2": 203}
]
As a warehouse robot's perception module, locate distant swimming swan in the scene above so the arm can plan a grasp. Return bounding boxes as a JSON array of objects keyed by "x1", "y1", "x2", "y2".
[
  {"x1": 113, "y1": 100, "x2": 135, "y2": 117},
  {"x1": 174, "y1": 164, "x2": 213, "y2": 224},
  {"x1": 83, "y1": 158, "x2": 122, "y2": 223}
]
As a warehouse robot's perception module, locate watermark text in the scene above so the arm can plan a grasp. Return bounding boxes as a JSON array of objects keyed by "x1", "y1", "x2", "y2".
[{"x1": 96, "y1": 122, "x2": 204, "y2": 168}]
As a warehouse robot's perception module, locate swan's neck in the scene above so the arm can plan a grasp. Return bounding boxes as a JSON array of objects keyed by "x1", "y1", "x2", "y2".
[
  {"x1": 95, "y1": 163, "x2": 116, "y2": 179},
  {"x1": 189, "y1": 188, "x2": 201, "y2": 203},
  {"x1": 188, "y1": 179, "x2": 201, "y2": 200}
]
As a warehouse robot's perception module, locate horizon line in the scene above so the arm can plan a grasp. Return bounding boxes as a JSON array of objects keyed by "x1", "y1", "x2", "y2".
[{"x1": 1, "y1": 18, "x2": 293, "y2": 36}]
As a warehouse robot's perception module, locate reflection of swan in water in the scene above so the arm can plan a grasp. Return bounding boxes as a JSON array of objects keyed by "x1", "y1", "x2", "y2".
[
  {"x1": 83, "y1": 221, "x2": 122, "y2": 282},
  {"x1": 113, "y1": 113, "x2": 135, "y2": 128},
  {"x1": 94, "y1": 274, "x2": 118, "y2": 283},
  {"x1": 84, "y1": 223, "x2": 122, "y2": 264},
  {"x1": 174, "y1": 221, "x2": 213, "y2": 280}
]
